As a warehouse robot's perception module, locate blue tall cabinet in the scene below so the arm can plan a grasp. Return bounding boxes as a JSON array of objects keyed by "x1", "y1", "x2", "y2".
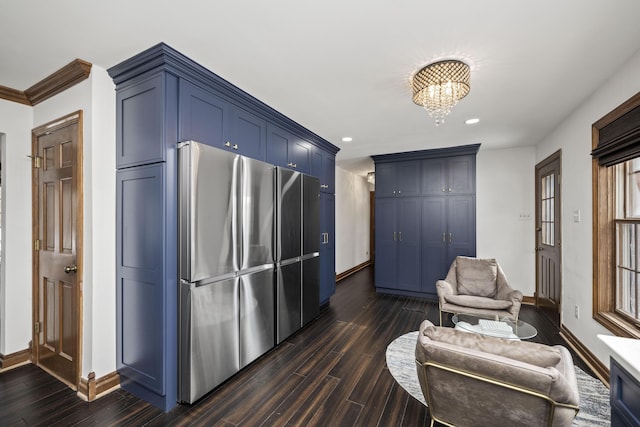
[
  {"x1": 372, "y1": 144, "x2": 479, "y2": 300},
  {"x1": 108, "y1": 43, "x2": 339, "y2": 411}
]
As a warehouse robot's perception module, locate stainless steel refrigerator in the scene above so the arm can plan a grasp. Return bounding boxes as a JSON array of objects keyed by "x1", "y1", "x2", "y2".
[
  {"x1": 178, "y1": 141, "x2": 275, "y2": 404},
  {"x1": 275, "y1": 168, "x2": 320, "y2": 343}
]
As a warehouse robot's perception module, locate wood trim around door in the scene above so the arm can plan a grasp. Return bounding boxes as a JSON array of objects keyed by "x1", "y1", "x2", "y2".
[{"x1": 31, "y1": 110, "x2": 84, "y2": 389}]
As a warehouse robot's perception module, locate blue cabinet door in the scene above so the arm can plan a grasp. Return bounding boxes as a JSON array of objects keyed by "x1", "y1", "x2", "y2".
[
  {"x1": 266, "y1": 123, "x2": 289, "y2": 168},
  {"x1": 375, "y1": 163, "x2": 396, "y2": 197},
  {"x1": 266, "y1": 123, "x2": 312, "y2": 174},
  {"x1": 311, "y1": 148, "x2": 336, "y2": 193},
  {"x1": 289, "y1": 138, "x2": 312, "y2": 174},
  {"x1": 395, "y1": 161, "x2": 421, "y2": 196},
  {"x1": 374, "y1": 198, "x2": 398, "y2": 288},
  {"x1": 116, "y1": 163, "x2": 177, "y2": 409},
  {"x1": 421, "y1": 158, "x2": 447, "y2": 195},
  {"x1": 232, "y1": 106, "x2": 267, "y2": 160},
  {"x1": 321, "y1": 151, "x2": 335, "y2": 193},
  {"x1": 448, "y1": 156, "x2": 475, "y2": 194},
  {"x1": 179, "y1": 80, "x2": 232, "y2": 150},
  {"x1": 319, "y1": 193, "x2": 336, "y2": 304},
  {"x1": 116, "y1": 74, "x2": 168, "y2": 168},
  {"x1": 396, "y1": 198, "x2": 422, "y2": 291},
  {"x1": 421, "y1": 197, "x2": 447, "y2": 295},
  {"x1": 447, "y1": 196, "x2": 476, "y2": 264}
]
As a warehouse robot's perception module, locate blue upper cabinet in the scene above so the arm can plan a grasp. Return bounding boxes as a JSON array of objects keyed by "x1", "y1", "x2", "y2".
[
  {"x1": 179, "y1": 80, "x2": 267, "y2": 160},
  {"x1": 179, "y1": 80, "x2": 232, "y2": 149},
  {"x1": 116, "y1": 74, "x2": 177, "y2": 168},
  {"x1": 232, "y1": 106, "x2": 267, "y2": 160},
  {"x1": 311, "y1": 147, "x2": 335, "y2": 193},
  {"x1": 375, "y1": 161, "x2": 420, "y2": 197},
  {"x1": 266, "y1": 123, "x2": 312, "y2": 174},
  {"x1": 422, "y1": 155, "x2": 475, "y2": 195}
]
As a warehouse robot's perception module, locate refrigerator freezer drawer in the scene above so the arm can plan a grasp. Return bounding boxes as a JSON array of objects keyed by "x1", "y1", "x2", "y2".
[
  {"x1": 302, "y1": 255, "x2": 320, "y2": 326},
  {"x1": 240, "y1": 268, "x2": 275, "y2": 367},
  {"x1": 276, "y1": 261, "x2": 302, "y2": 343},
  {"x1": 179, "y1": 278, "x2": 240, "y2": 404}
]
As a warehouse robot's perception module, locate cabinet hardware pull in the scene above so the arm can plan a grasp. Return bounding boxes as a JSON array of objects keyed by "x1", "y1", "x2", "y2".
[
  {"x1": 398, "y1": 190, "x2": 401, "y2": 194},
  {"x1": 287, "y1": 162, "x2": 297, "y2": 168},
  {"x1": 442, "y1": 233, "x2": 446, "y2": 243},
  {"x1": 393, "y1": 190, "x2": 396, "y2": 194},
  {"x1": 448, "y1": 188, "x2": 452, "y2": 192},
  {"x1": 393, "y1": 232, "x2": 397, "y2": 241},
  {"x1": 233, "y1": 144, "x2": 238, "y2": 150},
  {"x1": 224, "y1": 141, "x2": 231, "y2": 147},
  {"x1": 399, "y1": 232, "x2": 402, "y2": 241},
  {"x1": 442, "y1": 188, "x2": 446, "y2": 192},
  {"x1": 449, "y1": 233, "x2": 453, "y2": 243}
]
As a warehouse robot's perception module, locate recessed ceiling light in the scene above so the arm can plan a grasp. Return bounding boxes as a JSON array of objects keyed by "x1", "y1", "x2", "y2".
[
  {"x1": 465, "y1": 118, "x2": 480, "y2": 125},
  {"x1": 341, "y1": 137, "x2": 353, "y2": 142}
]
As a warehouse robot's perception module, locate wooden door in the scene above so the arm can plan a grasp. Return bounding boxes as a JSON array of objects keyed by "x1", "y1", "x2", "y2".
[
  {"x1": 535, "y1": 151, "x2": 561, "y2": 326},
  {"x1": 32, "y1": 112, "x2": 82, "y2": 388}
]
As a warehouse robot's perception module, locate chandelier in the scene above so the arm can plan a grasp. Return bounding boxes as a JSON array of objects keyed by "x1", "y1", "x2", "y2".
[{"x1": 411, "y1": 60, "x2": 470, "y2": 126}]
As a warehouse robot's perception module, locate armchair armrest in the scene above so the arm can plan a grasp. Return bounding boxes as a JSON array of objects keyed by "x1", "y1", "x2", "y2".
[{"x1": 436, "y1": 280, "x2": 456, "y2": 305}]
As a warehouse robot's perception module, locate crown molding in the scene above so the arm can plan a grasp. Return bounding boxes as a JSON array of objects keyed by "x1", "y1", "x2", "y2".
[
  {"x1": 0, "y1": 59, "x2": 92, "y2": 106},
  {"x1": 0, "y1": 85, "x2": 30, "y2": 105}
]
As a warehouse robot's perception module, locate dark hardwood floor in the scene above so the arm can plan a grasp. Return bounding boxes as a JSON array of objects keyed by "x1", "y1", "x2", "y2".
[{"x1": 2, "y1": 266, "x2": 593, "y2": 426}]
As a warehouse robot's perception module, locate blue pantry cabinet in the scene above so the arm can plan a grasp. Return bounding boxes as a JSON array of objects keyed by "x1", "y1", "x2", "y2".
[
  {"x1": 372, "y1": 145, "x2": 479, "y2": 299},
  {"x1": 108, "y1": 43, "x2": 339, "y2": 411}
]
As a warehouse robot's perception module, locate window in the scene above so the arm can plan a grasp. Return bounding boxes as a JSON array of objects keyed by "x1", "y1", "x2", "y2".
[
  {"x1": 615, "y1": 159, "x2": 640, "y2": 323},
  {"x1": 592, "y1": 92, "x2": 640, "y2": 339}
]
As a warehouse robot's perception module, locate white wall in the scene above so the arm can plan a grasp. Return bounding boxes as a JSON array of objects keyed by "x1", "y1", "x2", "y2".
[
  {"x1": 0, "y1": 100, "x2": 33, "y2": 355},
  {"x1": 335, "y1": 167, "x2": 371, "y2": 275},
  {"x1": 535, "y1": 48, "x2": 640, "y2": 365},
  {"x1": 476, "y1": 146, "x2": 536, "y2": 295},
  {"x1": 88, "y1": 68, "x2": 116, "y2": 378}
]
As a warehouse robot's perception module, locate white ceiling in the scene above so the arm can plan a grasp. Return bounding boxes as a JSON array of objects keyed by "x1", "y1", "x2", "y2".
[{"x1": 3, "y1": 1, "x2": 640, "y2": 175}]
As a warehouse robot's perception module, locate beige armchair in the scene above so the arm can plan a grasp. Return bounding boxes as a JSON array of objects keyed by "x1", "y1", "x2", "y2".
[
  {"x1": 415, "y1": 320, "x2": 580, "y2": 427},
  {"x1": 436, "y1": 256, "x2": 523, "y2": 325}
]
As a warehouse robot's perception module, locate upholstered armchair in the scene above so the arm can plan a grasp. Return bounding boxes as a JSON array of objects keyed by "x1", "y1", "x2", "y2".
[
  {"x1": 436, "y1": 256, "x2": 523, "y2": 325},
  {"x1": 415, "y1": 320, "x2": 580, "y2": 427}
]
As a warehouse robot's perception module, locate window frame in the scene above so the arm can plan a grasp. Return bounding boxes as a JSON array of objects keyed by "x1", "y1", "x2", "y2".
[{"x1": 593, "y1": 91, "x2": 640, "y2": 339}]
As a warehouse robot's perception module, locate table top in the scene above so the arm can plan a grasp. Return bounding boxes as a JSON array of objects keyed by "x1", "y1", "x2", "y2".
[{"x1": 452, "y1": 313, "x2": 537, "y2": 340}]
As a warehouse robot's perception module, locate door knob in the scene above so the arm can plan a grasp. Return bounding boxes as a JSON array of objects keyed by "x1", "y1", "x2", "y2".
[{"x1": 64, "y1": 265, "x2": 78, "y2": 273}]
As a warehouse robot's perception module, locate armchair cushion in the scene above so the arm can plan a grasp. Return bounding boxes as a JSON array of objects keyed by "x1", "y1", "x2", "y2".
[
  {"x1": 444, "y1": 294, "x2": 513, "y2": 310},
  {"x1": 455, "y1": 256, "x2": 497, "y2": 297}
]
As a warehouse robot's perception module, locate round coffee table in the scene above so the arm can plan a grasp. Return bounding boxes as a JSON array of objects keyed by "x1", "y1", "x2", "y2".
[{"x1": 451, "y1": 313, "x2": 537, "y2": 340}]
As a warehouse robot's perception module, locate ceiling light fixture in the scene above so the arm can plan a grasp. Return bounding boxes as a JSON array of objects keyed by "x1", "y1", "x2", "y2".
[
  {"x1": 341, "y1": 136, "x2": 353, "y2": 142},
  {"x1": 465, "y1": 118, "x2": 480, "y2": 125},
  {"x1": 411, "y1": 60, "x2": 471, "y2": 126}
]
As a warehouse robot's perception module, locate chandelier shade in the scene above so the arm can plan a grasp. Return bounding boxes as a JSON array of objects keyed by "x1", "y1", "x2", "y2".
[{"x1": 411, "y1": 60, "x2": 470, "y2": 125}]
